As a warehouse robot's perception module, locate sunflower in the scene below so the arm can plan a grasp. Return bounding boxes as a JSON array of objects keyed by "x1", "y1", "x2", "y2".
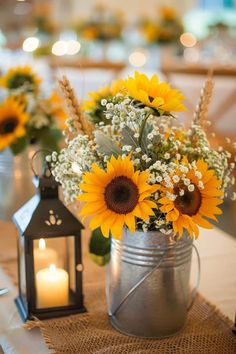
[
  {"x1": 83, "y1": 79, "x2": 125, "y2": 124},
  {"x1": 78, "y1": 155, "x2": 158, "y2": 239},
  {"x1": 0, "y1": 98, "x2": 29, "y2": 151},
  {"x1": 124, "y1": 71, "x2": 186, "y2": 114},
  {"x1": 160, "y1": 6, "x2": 177, "y2": 21},
  {"x1": 83, "y1": 79, "x2": 124, "y2": 111},
  {"x1": 159, "y1": 160, "x2": 223, "y2": 238},
  {"x1": 0, "y1": 65, "x2": 41, "y2": 93}
]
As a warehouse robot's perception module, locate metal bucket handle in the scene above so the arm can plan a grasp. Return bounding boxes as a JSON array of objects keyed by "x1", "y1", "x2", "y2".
[{"x1": 107, "y1": 243, "x2": 201, "y2": 317}]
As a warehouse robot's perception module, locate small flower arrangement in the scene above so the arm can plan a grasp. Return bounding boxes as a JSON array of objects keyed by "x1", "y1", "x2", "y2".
[
  {"x1": 48, "y1": 72, "x2": 235, "y2": 243},
  {"x1": 0, "y1": 66, "x2": 66, "y2": 154},
  {"x1": 74, "y1": 4, "x2": 124, "y2": 41},
  {"x1": 141, "y1": 6, "x2": 184, "y2": 44}
]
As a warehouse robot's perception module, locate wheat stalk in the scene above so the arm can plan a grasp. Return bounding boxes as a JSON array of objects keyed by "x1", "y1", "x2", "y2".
[
  {"x1": 193, "y1": 75, "x2": 214, "y2": 127},
  {"x1": 58, "y1": 76, "x2": 94, "y2": 138}
]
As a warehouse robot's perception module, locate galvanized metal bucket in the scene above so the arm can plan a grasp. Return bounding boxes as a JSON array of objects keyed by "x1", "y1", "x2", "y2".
[
  {"x1": 0, "y1": 146, "x2": 39, "y2": 221},
  {"x1": 106, "y1": 229, "x2": 200, "y2": 338}
]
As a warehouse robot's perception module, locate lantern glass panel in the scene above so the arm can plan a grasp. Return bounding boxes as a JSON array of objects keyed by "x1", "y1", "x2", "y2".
[
  {"x1": 33, "y1": 236, "x2": 77, "y2": 309},
  {"x1": 18, "y1": 236, "x2": 27, "y2": 307}
]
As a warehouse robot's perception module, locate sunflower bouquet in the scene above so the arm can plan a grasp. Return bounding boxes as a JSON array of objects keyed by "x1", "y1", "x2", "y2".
[
  {"x1": 74, "y1": 4, "x2": 124, "y2": 42},
  {"x1": 48, "y1": 72, "x2": 235, "y2": 261},
  {"x1": 0, "y1": 66, "x2": 66, "y2": 154},
  {"x1": 141, "y1": 6, "x2": 183, "y2": 44}
]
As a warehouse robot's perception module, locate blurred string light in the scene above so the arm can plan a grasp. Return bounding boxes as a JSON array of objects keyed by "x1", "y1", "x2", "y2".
[
  {"x1": 180, "y1": 32, "x2": 197, "y2": 48},
  {"x1": 22, "y1": 37, "x2": 40, "y2": 52},
  {"x1": 51, "y1": 40, "x2": 81, "y2": 56},
  {"x1": 129, "y1": 49, "x2": 148, "y2": 68}
]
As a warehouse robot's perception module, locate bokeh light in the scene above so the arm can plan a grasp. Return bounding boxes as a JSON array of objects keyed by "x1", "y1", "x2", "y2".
[
  {"x1": 22, "y1": 37, "x2": 40, "y2": 52},
  {"x1": 180, "y1": 32, "x2": 197, "y2": 48},
  {"x1": 129, "y1": 50, "x2": 147, "y2": 67},
  {"x1": 51, "y1": 41, "x2": 67, "y2": 56},
  {"x1": 66, "y1": 40, "x2": 81, "y2": 55}
]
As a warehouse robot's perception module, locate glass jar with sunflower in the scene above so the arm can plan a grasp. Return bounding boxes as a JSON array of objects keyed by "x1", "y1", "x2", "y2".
[
  {"x1": 49, "y1": 71, "x2": 235, "y2": 338},
  {"x1": 0, "y1": 66, "x2": 67, "y2": 220}
]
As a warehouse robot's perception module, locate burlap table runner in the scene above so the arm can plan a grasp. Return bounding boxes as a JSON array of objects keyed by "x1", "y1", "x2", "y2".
[
  {"x1": 26, "y1": 283, "x2": 236, "y2": 354},
  {"x1": 0, "y1": 221, "x2": 236, "y2": 354}
]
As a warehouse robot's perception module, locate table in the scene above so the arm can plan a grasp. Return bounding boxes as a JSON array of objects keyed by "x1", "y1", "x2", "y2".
[{"x1": 0, "y1": 221, "x2": 235, "y2": 353}]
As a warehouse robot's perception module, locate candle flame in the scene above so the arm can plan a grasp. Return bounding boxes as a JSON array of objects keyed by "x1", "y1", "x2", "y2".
[
  {"x1": 49, "y1": 264, "x2": 56, "y2": 273},
  {"x1": 39, "y1": 238, "x2": 46, "y2": 250}
]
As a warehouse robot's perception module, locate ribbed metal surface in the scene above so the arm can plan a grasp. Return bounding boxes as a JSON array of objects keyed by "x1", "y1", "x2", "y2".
[{"x1": 107, "y1": 229, "x2": 193, "y2": 338}]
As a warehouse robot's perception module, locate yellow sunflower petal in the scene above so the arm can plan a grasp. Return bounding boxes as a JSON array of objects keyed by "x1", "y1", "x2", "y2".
[{"x1": 125, "y1": 214, "x2": 136, "y2": 233}]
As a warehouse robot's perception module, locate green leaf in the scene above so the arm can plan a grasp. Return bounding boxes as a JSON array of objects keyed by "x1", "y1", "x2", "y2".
[
  {"x1": 141, "y1": 123, "x2": 153, "y2": 146},
  {"x1": 89, "y1": 228, "x2": 111, "y2": 266},
  {"x1": 10, "y1": 136, "x2": 28, "y2": 155},
  {"x1": 95, "y1": 131, "x2": 122, "y2": 157},
  {"x1": 121, "y1": 126, "x2": 139, "y2": 149}
]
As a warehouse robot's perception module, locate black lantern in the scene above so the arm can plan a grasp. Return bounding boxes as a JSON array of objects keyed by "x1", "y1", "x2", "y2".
[{"x1": 13, "y1": 170, "x2": 85, "y2": 321}]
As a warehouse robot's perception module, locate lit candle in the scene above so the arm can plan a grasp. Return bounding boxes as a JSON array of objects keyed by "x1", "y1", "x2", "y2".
[
  {"x1": 34, "y1": 238, "x2": 58, "y2": 273},
  {"x1": 36, "y1": 264, "x2": 69, "y2": 308}
]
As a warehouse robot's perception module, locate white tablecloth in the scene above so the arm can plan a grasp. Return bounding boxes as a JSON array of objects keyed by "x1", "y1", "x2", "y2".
[{"x1": 0, "y1": 227, "x2": 235, "y2": 353}]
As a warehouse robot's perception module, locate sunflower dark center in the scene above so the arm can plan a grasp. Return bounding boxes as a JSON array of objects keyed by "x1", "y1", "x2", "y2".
[
  {"x1": 104, "y1": 176, "x2": 139, "y2": 214},
  {"x1": 8, "y1": 74, "x2": 34, "y2": 90},
  {"x1": 0, "y1": 117, "x2": 18, "y2": 135},
  {"x1": 174, "y1": 183, "x2": 202, "y2": 216}
]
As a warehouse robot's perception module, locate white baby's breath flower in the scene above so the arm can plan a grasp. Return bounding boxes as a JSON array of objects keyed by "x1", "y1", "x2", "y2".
[
  {"x1": 156, "y1": 175, "x2": 162, "y2": 182},
  {"x1": 106, "y1": 102, "x2": 113, "y2": 109},
  {"x1": 142, "y1": 154, "x2": 148, "y2": 161},
  {"x1": 164, "y1": 153, "x2": 170, "y2": 159},
  {"x1": 147, "y1": 133, "x2": 154, "y2": 140},
  {"x1": 134, "y1": 133, "x2": 139, "y2": 138},
  {"x1": 195, "y1": 171, "x2": 202, "y2": 179},
  {"x1": 176, "y1": 153, "x2": 181, "y2": 160},
  {"x1": 188, "y1": 184, "x2": 195, "y2": 192},
  {"x1": 180, "y1": 166, "x2": 189, "y2": 174},
  {"x1": 198, "y1": 181, "x2": 204, "y2": 190},
  {"x1": 142, "y1": 224, "x2": 148, "y2": 232},
  {"x1": 166, "y1": 182, "x2": 174, "y2": 189},
  {"x1": 101, "y1": 99, "x2": 107, "y2": 106},
  {"x1": 179, "y1": 189, "x2": 184, "y2": 196},
  {"x1": 172, "y1": 175, "x2": 180, "y2": 183},
  {"x1": 183, "y1": 178, "x2": 190, "y2": 186},
  {"x1": 167, "y1": 192, "x2": 176, "y2": 201},
  {"x1": 154, "y1": 192, "x2": 159, "y2": 200},
  {"x1": 231, "y1": 192, "x2": 236, "y2": 201},
  {"x1": 135, "y1": 147, "x2": 141, "y2": 153}
]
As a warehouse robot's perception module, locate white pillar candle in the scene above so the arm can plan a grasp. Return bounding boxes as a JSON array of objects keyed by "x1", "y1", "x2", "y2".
[
  {"x1": 34, "y1": 238, "x2": 58, "y2": 273},
  {"x1": 36, "y1": 264, "x2": 69, "y2": 308}
]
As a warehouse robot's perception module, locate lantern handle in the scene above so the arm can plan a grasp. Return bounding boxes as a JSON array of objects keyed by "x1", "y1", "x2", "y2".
[{"x1": 30, "y1": 149, "x2": 53, "y2": 178}]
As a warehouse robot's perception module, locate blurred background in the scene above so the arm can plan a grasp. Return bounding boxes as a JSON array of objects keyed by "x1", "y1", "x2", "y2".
[{"x1": 0, "y1": 0, "x2": 235, "y2": 235}]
